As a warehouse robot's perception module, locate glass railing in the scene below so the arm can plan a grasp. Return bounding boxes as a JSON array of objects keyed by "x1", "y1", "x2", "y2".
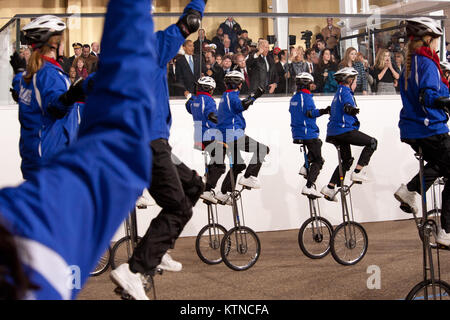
[{"x1": 0, "y1": 11, "x2": 446, "y2": 105}]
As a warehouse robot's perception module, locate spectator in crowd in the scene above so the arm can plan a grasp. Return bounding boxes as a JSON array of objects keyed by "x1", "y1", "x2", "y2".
[
  {"x1": 212, "y1": 27, "x2": 225, "y2": 55},
  {"x1": 168, "y1": 55, "x2": 185, "y2": 97},
  {"x1": 321, "y1": 18, "x2": 341, "y2": 58},
  {"x1": 313, "y1": 48, "x2": 338, "y2": 93},
  {"x1": 176, "y1": 39, "x2": 207, "y2": 97},
  {"x1": 304, "y1": 48, "x2": 317, "y2": 74},
  {"x1": 194, "y1": 28, "x2": 211, "y2": 54},
  {"x1": 393, "y1": 50, "x2": 405, "y2": 92},
  {"x1": 238, "y1": 29, "x2": 252, "y2": 45},
  {"x1": 236, "y1": 37, "x2": 249, "y2": 55},
  {"x1": 373, "y1": 48, "x2": 399, "y2": 94},
  {"x1": 67, "y1": 42, "x2": 82, "y2": 73},
  {"x1": 232, "y1": 53, "x2": 251, "y2": 94},
  {"x1": 221, "y1": 54, "x2": 233, "y2": 74},
  {"x1": 339, "y1": 47, "x2": 368, "y2": 94},
  {"x1": 205, "y1": 51, "x2": 225, "y2": 95},
  {"x1": 247, "y1": 39, "x2": 278, "y2": 94},
  {"x1": 223, "y1": 37, "x2": 234, "y2": 55},
  {"x1": 219, "y1": 16, "x2": 242, "y2": 46},
  {"x1": 314, "y1": 39, "x2": 326, "y2": 56},
  {"x1": 274, "y1": 50, "x2": 289, "y2": 94},
  {"x1": 73, "y1": 44, "x2": 98, "y2": 74},
  {"x1": 215, "y1": 53, "x2": 223, "y2": 67},
  {"x1": 290, "y1": 47, "x2": 308, "y2": 75},
  {"x1": 23, "y1": 47, "x2": 31, "y2": 65},
  {"x1": 90, "y1": 41, "x2": 100, "y2": 58},
  {"x1": 68, "y1": 66, "x2": 79, "y2": 84},
  {"x1": 356, "y1": 52, "x2": 373, "y2": 93},
  {"x1": 75, "y1": 57, "x2": 89, "y2": 79}
]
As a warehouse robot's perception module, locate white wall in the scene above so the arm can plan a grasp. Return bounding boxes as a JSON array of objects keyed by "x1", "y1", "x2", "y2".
[{"x1": 0, "y1": 95, "x2": 422, "y2": 240}]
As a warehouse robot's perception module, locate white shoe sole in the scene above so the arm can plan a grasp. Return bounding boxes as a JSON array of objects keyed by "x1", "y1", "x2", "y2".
[
  {"x1": 393, "y1": 193, "x2": 417, "y2": 214},
  {"x1": 110, "y1": 271, "x2": 148, "y2": 300},
  {"x1": 200, "y1": 195, "x2": 218, "y2": 204}
]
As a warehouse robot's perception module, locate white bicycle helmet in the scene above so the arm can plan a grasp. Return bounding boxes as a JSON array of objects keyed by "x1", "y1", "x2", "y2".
[
  {"x1": 197, "y1": 76, "x2": 216, "y2": 91},
  {"x1": 224, "y1": 70, "x2": 245, "y2": 86},
  {"x1": 441, "y1": 61, "x2": 450, "y2": 73},
  {"x1": 334, "y1": 67, "x2": 359, "y2": 82},
  {"x1": 405, "y1": 17, "x2": 443, "y2": 39},
  {"x1": 295, "y1": 72, "x2": 314, "y2": 85},
  {"x1": 21, "y1": 15, "x2": 66, "y2": 48}
]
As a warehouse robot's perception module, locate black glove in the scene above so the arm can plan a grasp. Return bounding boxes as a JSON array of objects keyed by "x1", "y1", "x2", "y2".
[
  {"x1": 343, "y1": 103, "x2": 359, "y2": 116},
  {"x1": 176, "y1": 9, "x2": 202, "y2": 38},
  {"x1": 250, "y1": 86, "x2": 265, "y2": 100},
  {"x1": 58, "y1": 78, "x2": 86, "y2": 107},
  {"x1": 319, "y1": 106, "x2": 331, "y2": 116},
  {"x1": 207, "y1": 112, "x2": 218, "y2": 124},
  {"x1": 10, "y1": 52, "x2": 26, "y2": 75},
  {"x1": 434, "y1": 97, "x2": 450, "y2": 114},
  {"x1": 242, "y1": 87, "x2": 265, "y2": 110},
  {"x1": 10, "y1": 88, "x2": 19, "y2": 103}
]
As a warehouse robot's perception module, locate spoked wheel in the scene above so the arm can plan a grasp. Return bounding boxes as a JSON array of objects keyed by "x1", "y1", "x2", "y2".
[
  {"x1": 406, "y1": 280, "x2": 450, "y2": 300},
  {"x1": 110, "y1": 236, "x2": 142, "y2": 270},
  {"x1": 90, "y1": 246, "x2": 112, "y2": 276},
  {"x1": 196, "y1": 223, "x2": 228, "y2": 265},
  {"x1": 330, "y1": 221, "x2": 368, "y2": 266},
  {"x1": 418, "y1": 210, "x2": 441, "y2": 249},
  {"x1": 298, "y1": 217, "x2": 333, "y2": 259},
  {"x1": 221, "y1": 226, "x2": 261, "y2": 271}
]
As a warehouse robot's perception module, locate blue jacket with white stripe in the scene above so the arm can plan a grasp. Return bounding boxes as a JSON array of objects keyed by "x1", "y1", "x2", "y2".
[
  {"x1": 327, "y1": 85, "x2": 360, "y2": 137},
  {"x1": 217, "y1": 90, "x2": 246, "y2": 142},
  {"x1": 186, "y1": 92, "x2": 219, "y2": 143},
  {"x1": 289, "y1": 90, "x2": 320, "y2": 140},
  {"x1": 399, "y1": 54, "x2": 449, "y2": 139},
  {"x1": 0, "y1": 0, "x2": 156, "y2": 299}
]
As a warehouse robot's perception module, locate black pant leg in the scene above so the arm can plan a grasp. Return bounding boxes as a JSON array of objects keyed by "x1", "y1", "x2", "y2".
[
  {"x1": 221, "y1": 139, "x2": 246, "y2": 193},
  {"x1": 204, "y1": 141, "x2": 226, "y2": 191},
  {"x1": 243, "y1": 135, "x2": 270, "y2": 178},
  {"x1": 128, "y1": 139, "x2": 193, "y2": 274},
  {"x1": 304, "y1": 139, "x2": 324, "y2": 185}
]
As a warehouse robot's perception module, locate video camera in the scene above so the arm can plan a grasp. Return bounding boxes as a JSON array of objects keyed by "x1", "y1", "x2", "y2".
[{"x1": 301, "y1": 30, "x2": 313, "y2": 49}]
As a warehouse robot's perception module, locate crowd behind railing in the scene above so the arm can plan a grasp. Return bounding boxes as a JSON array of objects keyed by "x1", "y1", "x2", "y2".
[{"x1": 11, "y1": 17, "x2": 450, "y2": 98}]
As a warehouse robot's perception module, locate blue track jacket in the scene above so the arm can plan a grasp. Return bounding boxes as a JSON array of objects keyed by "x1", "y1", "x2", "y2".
[
  {"x1": 0, "y1": 0, "x2": 157, "y2": 299},
  {"x1": 289, "y1": 90, "x2": 320, "y2": 140},
  {"x1": 217, "y1": 90, "x2": 246, "y2": 142},
  {"x1": 399, "y1": 54, "x2": 450, "y2": 139},
  {"x1": 327, "y1": 85, "x2": 360, "y2": 137},
  {"x1": 186, "y1": 92, "x2": 219, "y2": 143}
]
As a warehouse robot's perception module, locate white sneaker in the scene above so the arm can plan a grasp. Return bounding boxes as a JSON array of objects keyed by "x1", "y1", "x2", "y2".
[
  {"x1": 351, "y1": 171, "x2": 369, "y2": 183},
  {"x1": 301, "y1": 185, "x2": 323, "y2": 198},
  {"x1": 238, "y1": 176, "x2": 261, "y2": 189},
  {"x1": 215, "y1": 191, "x2": 232, "y2": 206},
  {"x1": 157, "y1": 253, "x2": 182, "y2": 272},
  {"x1": 110, "y1": 263, "x2": 149, "y2": 300},
  {"x1": 394, "y1": 184, "x2": 418, "y2": 214},
  {"x1": 200, "y1": 191, "x2": 218, "y2": 204},
  {"x1": 436, "y1": 229, "x2": 450, "y2": 247},
  {"x1": 299, "y1": 166, "x2": 308, "y2": 178},
  {"x1": 136, "y1": 189, "x2": 155, "y2": 208},
  {"x1": 320, "y1": 185, "x2": 338, "y2": 202}
]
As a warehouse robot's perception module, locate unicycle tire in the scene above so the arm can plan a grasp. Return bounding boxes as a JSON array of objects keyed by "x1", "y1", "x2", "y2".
[
  {"x1": 221, "y1": 226, "x2": 261, "y2": 271},
  {"x1": 418, "y1": 210, "x2": 441, "y2": 249},
  {"x1": 110, "y1": 236, "x2": 142, "y2": 270},
  {"x1": 90, "y1": 246, "x2": 112, "y2": 276},
  {"x1": 406, "y1": 279, "x2": 450, "y2": 300},
  {"x1": 330, "y1": 221, "x2": 368, "y2": 266},
  {"x1": 195, "y1": 223, "x2": 228, "y2": 265},
  {"x1": 298, "y1": 217, "x2": 333, "y2": 259}
]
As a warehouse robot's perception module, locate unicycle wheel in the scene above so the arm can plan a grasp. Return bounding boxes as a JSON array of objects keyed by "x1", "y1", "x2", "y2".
[
  {"x1": 195, "y1": 223, "x2": 228, "y2": 265},
  {"x1": 330, "y1": 221, "x2": 368, "y2": 266},
  {"x1": 220, "y1": 226, "x2": 261, "y2": 271},
  {"x1": 406, "y1": 280, "x2": 450, "y2": 300},
  {"x1": 298, "y1": 217, "x2": 333, "y2": 259},
  {"x1": 110, "y1": 236, "x2": 142, "y2": 270},
  {"x1": 90, "y1": 246, "x2": 112, "y2": 276}
]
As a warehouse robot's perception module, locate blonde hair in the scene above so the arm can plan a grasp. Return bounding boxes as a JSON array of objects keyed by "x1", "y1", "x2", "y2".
[
  {"x1": 375, "y1": 49, "x2": 390, "y2": 70},
  {"x1": 24, "y1": 35, "x2": 62, "y2": 84}
]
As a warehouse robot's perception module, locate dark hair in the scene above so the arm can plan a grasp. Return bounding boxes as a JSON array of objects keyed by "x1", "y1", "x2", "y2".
[
  {"x1": 0, "y1": 223, "x2": 39, "y2": 299},
  {"x1": 82, "y1": 44, "x2": 90, "y2": 49},
  {"x1": 318, "y1": 48, "x2": 332, "y2": 69},
  {"x1": 305, "y1": 48, "x2": 315, "y2": 59}
]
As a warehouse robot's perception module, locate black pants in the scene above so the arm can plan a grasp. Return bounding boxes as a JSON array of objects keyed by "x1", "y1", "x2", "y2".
[
  {"x1": 302, "y1": 138, "x2": 324, "y2": 185},
  {"x1": 128, "y1": 139, "x2": 204, "y2": 275},
  {"x1": 218, "y1": 135, "x2": 270, "y2": 194},
  {"x1": 403, "y1": 134, "x2": 450, "y2": 232},
  {"x1": 203, "y1": 140, "x2": 226, "y2": 192},
  {"x1": 326, "y1": 130, "x2": 377, "y2": 186}
]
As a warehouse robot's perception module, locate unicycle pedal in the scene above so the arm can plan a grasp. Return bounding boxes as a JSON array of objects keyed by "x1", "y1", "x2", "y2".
[
  {"x1": 399, "y1": 203, "x2": 414, "y2": 214},
  {"x1": 137, "y1": 204, "x2": 148, "y2": 210},
  {"x1": 353, "y1": 181, "x2": 362, "y2": 185},
  {"x1": 114, "y1": 286, "x2": 135, "y2": 300},
  {"x1": 437, "y1": 244, "x2": 450, "y2": 251}
]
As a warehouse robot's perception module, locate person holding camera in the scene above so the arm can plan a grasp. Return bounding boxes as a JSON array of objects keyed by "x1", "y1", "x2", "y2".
[{"x1": 320, "y1": 67, "x2": 378, "y2": 201}]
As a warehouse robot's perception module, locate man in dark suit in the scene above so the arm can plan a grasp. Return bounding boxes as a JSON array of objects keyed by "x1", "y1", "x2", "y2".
[
  {"x1": 232, "y1": 53, "x2": 250, "y2": 94},
  {"x1": 175, "y1": 40, "x2": 207, "y2": 97},
  {"x1": 219, "y1": 17, "x2": 242, "y2": 46},
  {"x1": 66, "y1": 42, "x2": 82, "y2": 73},
  {"x1": 194, "y1": 29, "x2": 211, "y2": 55},
  {"x1": 246, "y1": 40, "x2": 278, "y2": 94}
]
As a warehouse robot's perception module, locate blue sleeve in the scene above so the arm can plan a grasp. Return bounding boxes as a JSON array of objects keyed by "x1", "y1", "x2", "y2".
[
  {"x1": 419, "y1": 58, "x2": 444, "y2": 108},
  {"x1": 306, "y1": 96, "x2": 320, "y2": 118},
  {"x1": 12, "y1": 72, "x2": 23, "y2": 93},
  {"x1": 186, "y1": 97, "x2": 194, "y2": 114},
  {"x1": 231, "y1": 95, "x2": 244, "y2": 114},
  {"x1": 0, "y1": 0, "x2": 156, "y2": 299},
  {"x1": 341, "y1": 90, "x2": 356, "y2": 107},
  {"x1": 181, "y1": 0, "x2": 206, "y2": 17},
  {"x1": 204, "y1": 96, "x2": 217, "y2": 126},
  {"x1": 36, "y1": 67, "x2": 72, "y2": 117},
  {"x1": 155, "y1": 25, "x2": 185, "y2": 67}
]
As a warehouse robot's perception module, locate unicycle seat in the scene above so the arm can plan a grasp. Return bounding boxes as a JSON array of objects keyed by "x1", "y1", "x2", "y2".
[{"x1": 293, "y1": 139, "x2": 305, "y2": 145}]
